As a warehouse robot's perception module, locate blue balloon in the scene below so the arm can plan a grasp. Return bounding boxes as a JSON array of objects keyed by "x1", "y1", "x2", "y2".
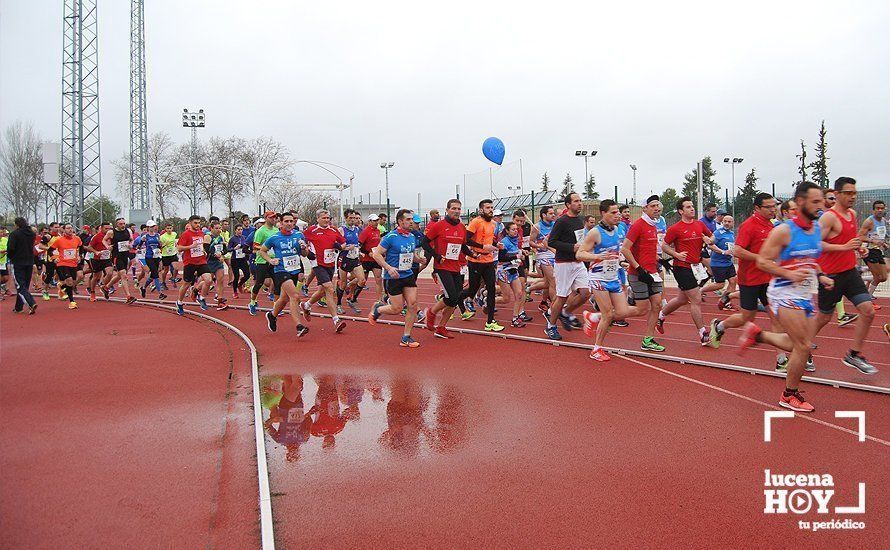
[{"x1": 482, "y1": 137, "x2": 505, "y2": 166}]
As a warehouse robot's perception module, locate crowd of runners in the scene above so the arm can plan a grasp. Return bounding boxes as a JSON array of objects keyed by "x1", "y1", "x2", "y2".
[{"x1": 2, "y1": 176, "x2": 888, "y2": 413}]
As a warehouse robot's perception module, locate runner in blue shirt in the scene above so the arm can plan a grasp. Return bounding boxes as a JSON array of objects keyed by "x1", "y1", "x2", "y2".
[
  {"x1": 368, "y1": 209, "x2": 421, "y2": 348},
  {"x1": 133, "y1": 220, "x2": 165, "y2": 300},
  {"x1": 705, "y1": 214, "x2": 740, "y2": 311},
  {"x1": 496, "y1": 222, "x2": 531, "y2": 327},
  {"x1": 259, "y1": 211, "x2": 312, "y2": 338}
]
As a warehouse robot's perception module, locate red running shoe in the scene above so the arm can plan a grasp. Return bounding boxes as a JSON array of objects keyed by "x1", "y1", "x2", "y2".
[
  {"x1": 582, "y1": 310, "x2": 601, "y2": 337},
  {"x1": 737, "y1": 322, "x2": 761, "y2": 354},
  {"x1": 589, "y1": 348, "x2": 611, "y2": 362},
  {"x1": 434, "y1": 326, "x2": 455, "y2": 339},
  {"x1": 779, "y1": 390, "x2": 815, "y2": 413},
  {"x1": 425, "y1": 307, "x2": 437, "y2": 332}
]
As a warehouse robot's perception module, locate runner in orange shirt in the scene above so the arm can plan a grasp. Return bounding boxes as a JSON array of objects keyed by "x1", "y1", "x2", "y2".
[{"x1": 50, "y1": 223, "x2": 83, "y2": 309}]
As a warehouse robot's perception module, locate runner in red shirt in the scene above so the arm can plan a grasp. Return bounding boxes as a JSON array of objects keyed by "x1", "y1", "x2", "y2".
[
  {"x1": 420, "y1": 198, "x2": 476, "y2": 338},
  {"x1": 85, "y1": 222, "x2": 113, "y2": 301},
  {"x1": 658, "y1": 196, "x2": 713, "y2": 345},
  {"x1": 708, "y1": 192, "x2": 779, "y2": 348},
  {"x1": 357, "y1": 214, "x2": 383, "y2": 306},
  {"x1": 301, "y1": 209, "x2": 347, "y2": 333},
  {"x1": 621, "y1": 194, "x2": 667, "y2": 352},
  {"x1": 812, "y1": 177, "x2": 877, "y2": 374},
  {"x1": 175, "y1": 215, "x2": 212, "y2": 315}
]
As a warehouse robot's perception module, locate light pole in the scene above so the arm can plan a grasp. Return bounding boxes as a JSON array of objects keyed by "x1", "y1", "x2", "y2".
[
  {"x1": 182, "y1": 108, "x2": 205, "y2": 215},
  {"x1": 380, "y1": 162, "x2": 394, "y2": 229},
  {"x1": 723, "y1": 157, "x2": 744, "y2": 219},
  {"x1": 575, "y1": 150, "x2": 597, "y2": 194},
  {"x1": 629, "y1": 164, "x2": 637, "y2": 205},
  {"x1": 508, "y1": 185, "x2": 521, "y2": 196}
]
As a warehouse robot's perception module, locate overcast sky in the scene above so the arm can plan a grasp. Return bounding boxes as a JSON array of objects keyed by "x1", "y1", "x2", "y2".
[{"x1": 2, "y1": 0, "x2": 889, "y2": 216}]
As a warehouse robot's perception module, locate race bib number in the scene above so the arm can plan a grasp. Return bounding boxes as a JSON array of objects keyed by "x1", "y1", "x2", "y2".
[
  {"x1": 397, "y1": 252, "x2": 413, "y2": 271},
  {"x1": 150, "y1": 247, "x2": 160, "y2": 258},
  {"x1": 190, "y1": 238, "x2": 204, "y2": 257},
  {"x1": 214, "y1": 244, "x2": 223, "y2": 256},
  {"x1": 63, "y1": 248, "x2": 76, "y2": 260},
  {"x1": 234, "y1": 248, "x2": 245, "y2": 259},
  {"x1": 286, "y1": 407, "x2": 305, "y2": 423},
  {"x1": 85, "y1": 252, "x2": 94, "y2": 261},
  {"x1": 574, "y1": 228, "x2": 586, "y2": 243},
  {"x1": 794, "y1": 270, "x2": 819, "y2": 296},
  {"x1": 521, "y1": 236, "x2": 531, "y2": 249},
  {"x1": 282, "y1": 255, "x2": 301, "y2": 272},
  {"x1": 602, "y1": 258, "x2": 619, "y2": 275},
  {"x1": 691, "y1": 262, "x2": 708, "y2": 281},
  {"x1": 657, "y1": 233, "x2": 665, "y2": 248},
  {"x1": 323, "y1": 248, "x2": 338, "y2": 264},
  {"x1": 445, "y1": 242, "x2": 461, "y2": 261},
  {"x1": 117, "y1": 241, "x2": 130, "y2": 252},
  {"x1": 347, "y1": 247, "x2": 360, "y2": 259},
  {"x1": 877, "y1": 225, "x2": 887, "y2": 239},
  {"x1": 650, "y1": 271, "x2": 663, "y2": 283},
  {"x1": 99, "y1": 250, "x2": 111, "y2": 260},
  {"x1": 460, "y1": 265, "x2": 468, "y2": 276}
]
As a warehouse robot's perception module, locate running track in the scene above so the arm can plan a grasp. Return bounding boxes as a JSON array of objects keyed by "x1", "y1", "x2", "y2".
[{"x1": 1, "y1": 283, "x2": 887, "y2": 547}]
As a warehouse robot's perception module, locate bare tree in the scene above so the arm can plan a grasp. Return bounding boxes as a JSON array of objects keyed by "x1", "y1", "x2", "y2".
[
  {"x1": 264, "y1": 183, "x2": 305, "y2": 212},
  {"x1": 0, "y1": 121, "x2": 44, "y2": 220},
  {"x1": 291, "y1": 191, "x2": 335, "y2": 223},
  {"x1": 111, "y1": 131, "x2": 185, "y2": 220},
  {"x1": 239, "y1": 136, "x2": 292, "y2": 211}
]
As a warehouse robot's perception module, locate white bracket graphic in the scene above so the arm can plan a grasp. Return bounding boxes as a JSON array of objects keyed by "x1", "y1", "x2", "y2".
[
  {"x1": 836, "y1": 483, "x2": 866, "y2": 514},
  {"x1": 764, "y1": 411, "x2": 795, "y2": 442},
  {"x1": 834, "y1": 411, "x2": 866, "y2": 442}
]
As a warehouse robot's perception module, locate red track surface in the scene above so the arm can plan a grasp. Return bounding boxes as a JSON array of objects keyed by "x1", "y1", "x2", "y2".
[
  {"x1": 2, "y1": 281, "x2": 887, "y2": 547},
  {"x1": 0, "y1": 301, "x2": 259, "y2": 548}
]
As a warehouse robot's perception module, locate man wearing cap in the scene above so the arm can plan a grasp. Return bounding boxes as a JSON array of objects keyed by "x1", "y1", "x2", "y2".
[
  {"x1": 248, "y1": 211, "x2": 280, "y2": 315},
  {"x1": 359, "y1": 214, "x2": 384, "y2": 306},
  {"x1": 621, "y1": 194, "x2": 667, "y2": 351}
]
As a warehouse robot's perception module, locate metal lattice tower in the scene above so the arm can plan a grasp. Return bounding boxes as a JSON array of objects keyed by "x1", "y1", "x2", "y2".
[
  {"x1": 61, "y1": 0, "x2": 103, "y2": 227},
  {"x1": 129, "y1": 0, "x2": 149, "y2": 211}
]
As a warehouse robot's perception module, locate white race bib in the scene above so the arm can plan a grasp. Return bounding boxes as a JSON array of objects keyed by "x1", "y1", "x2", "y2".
[
  {"x1": 445, "y1": 242, "x2": 461, "y2": 261},
  {"x1": 214, "y1": 243, "x2": 223, "y2": 256},
  {"x1": 793, "y1": 270, "x2": 819, "y2": 296},
  {"x1": 282, "y1": 255, "x2": 301, "y2": 272},
  {"x1": 117, "y1": 241, "x2": 130, "y2": 252},
  {"x1": 234, "y1": 248, "x2": 245, "y2": 259},
  {"x1": 574, "y1": 228, "x2": 586, "y2": 243},
  {"x1": 135, "y1": 250, "x2": 145, "y2": 260},
  {"x1": 323, "y1": 248, "x2": 338, "y2": 264},
  {"x1": 521, "y1": 236, "x2": 530, "y2": 249},
  {"x1": 602, "y1": 258, "x2": 619, "y2": 274},
  {"x1": 460, "y1": 265, "x2": 468, "y2": 276},
  {"x1": 99, "y1": 250, "x2": 111, "y2": 260},
  {"x1": 85, "y1": 252, "x2": 94, "y2": 261},
  {"x1": 877, "y1": 225, "x2": 887, "y2": 239},
  {"x1": 397, "y1": 252, "x2": 413, "y2": 271},
  {"x1": 650, "y1": 271, "x2": 663, "y2": 283},
  {"x1": 347, "y1": 247, "x2": 360, "y2": 259},
  {"x1": 691, "y1": 262, "x2": 708, "y2": 281},
  {"x1": 190, "y1": 238, "x2": 204, "y2": 257},
  {"x1": 151, "y1": 247, "x2": 161, "y2": 258},
  {"x1": 63, "y1": 248, "x2": 76, "y2": 260}
]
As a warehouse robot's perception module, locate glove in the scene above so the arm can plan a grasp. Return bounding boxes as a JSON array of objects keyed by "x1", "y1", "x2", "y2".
[{"x1": 636, "y1": 266, "x2": 655, "y2": 285}]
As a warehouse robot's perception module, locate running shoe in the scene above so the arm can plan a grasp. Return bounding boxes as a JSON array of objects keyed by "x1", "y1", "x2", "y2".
[
  {"x1": 89, "y1": 293, "x2": 97, "y2": 303},
  {"x1": 158, "y1": 293, "x2": 167, "y2": 301},
  {"x1": 336, "y1": 305, "x2": 345, "y2": 315},
  {"x1": 838, "y1": 313, "x2": 858, "y2": 327},
  {"x1": 346, "y1": 300, "x2": 362, "y2": 314},
  {"x1": 699, "y1": 329, "x2": 709, "y2": 347},
  {"x1": 775, "y1": 357, "x2": 788, "y2": 373},
  {"x1": 216, "y1": 302, "x2": 229, "y2": 311},
  {"x1": 140, "y1": 286, "x2": 147, "y2": 298},
  {"x1": 68, "y1": 301, "x2": 78, "y2": 310},
  {"x1": 232, "y1": 292, "x2": 240, "y2": 300},
  {"x1": 484, "y1": 321, "x2": 505, "y2": 332},
  {"x1": 872, "y1": 303, "x2": 882, "y2": 311},
  {"x1": 301, "y1": 301, "x2": 312, "y2": 318},
  {"x1": 42, "y1": 291, "x2": 50, "y2": 301},
  {"x1": 425, "y1": 308, "x2": 437, "y2": 332},
  {"x1": 434, "y1": 326, "x2": 455, "y2": 339},
  {"x1": 779, "y1": 390, "x2": 814, "y2": 413},
  {"x1": 640, "y1": 336, "x2": 665, "y2": 352},
  {"x1": 400, "y1": 335, "x2": 420, "y2": 348},
  {"x1": 464, "y1": 298, "x2": 476, "y2": 313},
  {"x1": 842, "y1": 352, "x2": 878, "y2": 375},
  {"x1": 582, "y1": 311, "x2": 601, "y2": 337},
  {"x1": 267, "y1": 292, "x2": 275, "y2": 302},
  {"x1": 199, "y1": 297, "x2": 208, "y2": 311},
  {"x1": 511, "y1": 316, "x2": 526, "y2": 328},
  {"x1": 126, "y1": 296, "x2": 137, "y2": 305},
  {"x1": 369, "y1": 303, "x2": 382, "y2": 325},
  {"x1": 101, "y1": 286, "x2": 110, "y2": 300},
  {"x1": 28, "y1": 304, "x2": 37, "y2": 315},
  {"x1": 655, "y1": 315, "x2": 665, "y2": 334},
  {"x1": 805, "y1": 356, "x2": 815, "y2": 372},
  {"x1": 589, "y1": 349, "x2": 611, "y2": 362},
  {"x1": 737, "y1": 322, "x2": 761, "y2": 354},
  {"x1": 416, "y1": 309, "x2": 426, "y2": 323},
  {"x1": 335, "y1": 320, "x2": 346, "y2": 333},
  {"x1": 301, "y1": 285, "x2": 309, "y2": 297},
  {"x1": 569, "y1": 316, "x2": 582, "y2": 329},
  {"x1": 611, "y1": 319, "x2": 629, "y2": 327},
  {"x1": 248, "y1": 302, "x2": 258, "y2": 316},
  {"x1": 266, "y1": 311, "x2": 278, "y2": 332},
  {"x1": 296, "y1": 324, "x2": 309, "y2": 338},
  {"x1": 559, "y1": 312, "x2": 574, "y2": 331},
  {"x1": 537, "y1": 299, "x2": 550, "y2": 314},
  {"x1": 108, "y1": 285, "x2": 117, "y2": 294},
  {"x1": 519, "y1": 311, "x2": 533, "y2": 322},
  {"x1": 319, "y1": 298, "x2": 327, "y2": 308},
  {"x1": 475, "y1": 294, "x2": 485, "y2": 309},
  {"x1": 884, "y1": 323, "x2": 890, "y2": 340},
  {"x1": 708, "y1": 319, "x2": 724, "y2": 349},
  {"x1": 460, "y1": 311, "x2": 475, "y2": 321},
  {"x1": 177, "y1": 302, "x2": 185, "y2": 316},
  {"x1": 545, "y1": 325, "x2": 562, "y2": 340}
]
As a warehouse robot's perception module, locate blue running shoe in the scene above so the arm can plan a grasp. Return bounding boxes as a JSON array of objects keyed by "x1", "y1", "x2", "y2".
[
  {"x1": 545, "y1": 325, "x2": 562, "y2": 340},
  {"x1": 248, "y1": 302, "x2": 258, "y2": 316},
  {"x1": 199, "y1": 298, "x2": 208, "y2": 311},
  {"x1": 464, "y1": 298, "x2": 476, "y2": 313},
  {"x1": 177, "y1": 302, "x2": 185, "y2": 316}
]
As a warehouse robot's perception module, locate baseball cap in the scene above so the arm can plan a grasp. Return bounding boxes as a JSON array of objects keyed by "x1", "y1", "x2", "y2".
[
  {"x1": 264, "y1": 210, "x2": 277, "y2": 218},
  {"x1": 253, "y1": 217, "x2": 264, "y2": 225},
  {"x1": 493, "y1": 209, "x2": 504, "y2": 216},
  {"x1": 368, "y1": 214, "x2": 379, "y2": 221},
  {"x1": 717, "y1": 208, "x2": 728, "y2": 215},
  {"x1": 645, "y1": 194, "x2": 660, "y2": 205},
  {"x1": 82, "y1": 225, "x2": 91, "y2": 230},
  {"x1": 412, "y1": 213, "x2": 423, "y2": 223},
  {"x1": 146, "y1": 219, "x2": 157, "y2": 227}
]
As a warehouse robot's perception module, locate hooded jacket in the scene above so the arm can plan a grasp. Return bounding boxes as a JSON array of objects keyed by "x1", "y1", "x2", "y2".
[{"x1": 7, "y1": 225, "x2": 37, "y2": 266}]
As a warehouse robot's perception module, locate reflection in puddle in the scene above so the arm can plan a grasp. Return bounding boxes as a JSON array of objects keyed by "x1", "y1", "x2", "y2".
[{"x1": 261, "y1": 373, "x2": 468, "y2": 463}]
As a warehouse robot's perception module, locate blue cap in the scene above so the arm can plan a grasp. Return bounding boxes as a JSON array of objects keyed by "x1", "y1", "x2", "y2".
[{"x1": 412, "y1": 213, "x2": 423, "y2": 223}]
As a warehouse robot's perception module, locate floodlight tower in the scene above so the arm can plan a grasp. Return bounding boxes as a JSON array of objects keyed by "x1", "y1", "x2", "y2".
[
  {"x1": 129, "y1": 0, "x2": 149, "y2": 212},
  {"x1": 182, "y1": 108, "x2": 205, "y2": 215}
]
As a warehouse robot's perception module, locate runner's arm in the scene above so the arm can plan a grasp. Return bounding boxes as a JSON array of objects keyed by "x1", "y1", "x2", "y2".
[
  {"x1": 419, "y1": 235, "x2": 441, "y2": 262},
  {"x1": 755, "y1": 225, "x2": 804, "y2": 281},
  {"x1": 575, "y1": 229, "x2": 603, "y2": 262}
]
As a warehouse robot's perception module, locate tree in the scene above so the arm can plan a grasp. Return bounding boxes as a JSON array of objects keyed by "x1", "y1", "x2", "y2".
[
  {"x1": 264, "y1": 183, "x2": 304, "y2": 212},
  {"x1": 660, "y1": 187, "x2": 680, "y2": 211},
  {"x1": 291, "y1": 191, "x2": 335, "y2": 223},
  {"x1": 809, "y1": 121, "x2": 829, "y2": 188},
  {"x1": 213, "y1": 137, "x2": 247, "y2": 219},
  {"x1": 239, "y1": 136, "x2": 292, "y2": 211},
  {"x1": 561, "y1": 173, "x2": 573, "y2": 197},
  {"x1": 540, "y1": 171, "x2": 550, "y2": 193},
  {"x1": 582, "y1": 174, "x2": 599, "y2": 200},
  {"x1": 734, "y1": 168, "x2": 761, "y2": 219},
  {"x1": 146, "y1": 131, "x2": 183, "y2": 220},
  {"x1": 0, "y1": 121, "x2": 44, "y2": 221},
  {"x1": 82, "y1": 196, "x2": 120, "y2": 227},
  {"x1": 681, "y1": 157, "x2": 719, "y2": 206},
  {"x1": 796, "y1": 140, "x2": 808, "y2": 185}
]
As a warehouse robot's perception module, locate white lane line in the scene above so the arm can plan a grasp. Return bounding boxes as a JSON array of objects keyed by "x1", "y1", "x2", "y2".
[{"x1": 616, "y1": 354, "x2": 890, "y2": 447}]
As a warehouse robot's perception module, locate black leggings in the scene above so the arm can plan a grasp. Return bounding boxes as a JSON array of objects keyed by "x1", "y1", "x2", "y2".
[
  {"x1": 252, "y1": 262, "x2": 273, "y2": 295},
  {"x1": 435, "y1": 269, "x2": 464, "y2": 308},
  {"x1": 43, "y1": 262, "x2": 56, "y2": 286},
  {"x1": 459, "y1": 262, "x2": 496, "y2": 323},
  {"x1": 146, "y1": 257, "x2": 160, "y2": 279},
  {"x1": 231, "y1": 257, "x2": 250, "y2": 290}
]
